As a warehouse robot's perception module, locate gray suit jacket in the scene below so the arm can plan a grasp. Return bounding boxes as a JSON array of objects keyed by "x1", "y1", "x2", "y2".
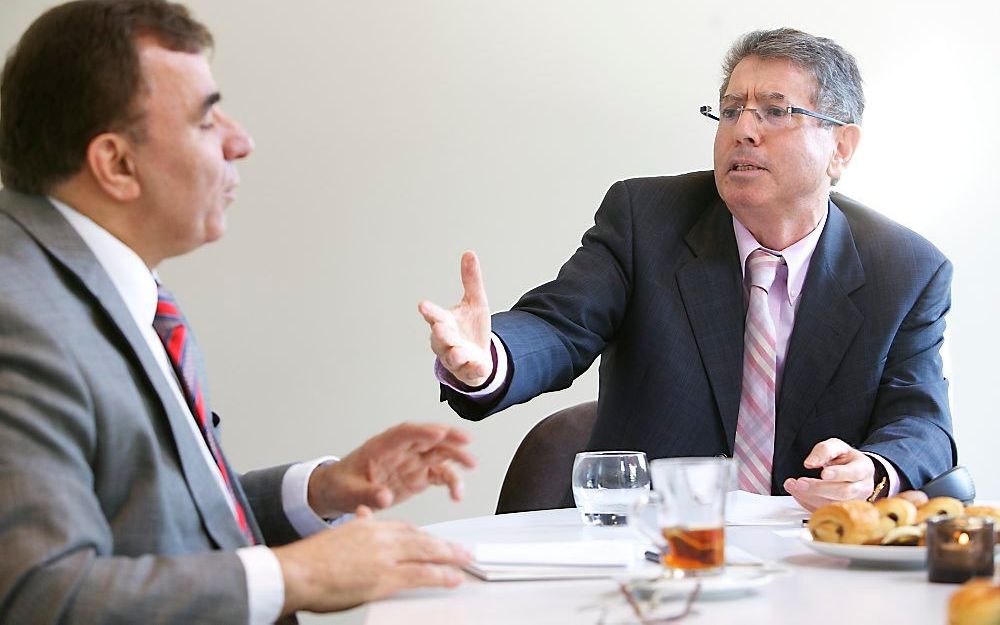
[
  {"x1": 0, "y1": 189, "x2": 301, "y2": 624},
  {"x1": 445, "y1": 172, "x2": 956, "y2": 493}
]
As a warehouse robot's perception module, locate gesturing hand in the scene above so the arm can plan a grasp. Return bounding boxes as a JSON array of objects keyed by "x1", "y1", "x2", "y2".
[
  {"x1": 274, "y1": 506, "x2": 471, "y2": 616},
  {"x1": 418, "y1": 251, "x2": 493, "y2": 387},
  {"x1": 783, "y1": 438, "x2": 876, "y2": 511},
  {"x1": 308, "y1": 423, "x2": 477, "y2": 517}
]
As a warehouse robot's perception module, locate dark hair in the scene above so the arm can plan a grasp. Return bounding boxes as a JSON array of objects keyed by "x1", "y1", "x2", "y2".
[
  {"x1": 0, "y1": 0, "x2": 213, "y2": 194},
  {"x1": 720, "y1": 28, "x2": 864, "y2": 127}
]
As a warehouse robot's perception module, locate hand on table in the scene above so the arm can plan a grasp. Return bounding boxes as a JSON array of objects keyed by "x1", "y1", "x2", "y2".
[
  {"x1": 274, "y1": 506, "x2": 471, "y2": 615},
  {"x1": 308, "y1": 423, "x2": 476, "y2": 518},
  {"x1": 417, "y1": 251, "x2": 493, "y2": 387},
  {"x1": 783, "y1": 438, "x2": 875, "y2": 511}
]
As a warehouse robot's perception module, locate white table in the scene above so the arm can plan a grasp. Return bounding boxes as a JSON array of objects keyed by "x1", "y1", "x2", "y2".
[{"x1": 364, "y1": 508, "x2": 964, "y2": 625}]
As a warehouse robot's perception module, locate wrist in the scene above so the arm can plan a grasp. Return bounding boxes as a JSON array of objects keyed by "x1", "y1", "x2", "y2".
[{"x1": 273, "y1": 544, "x2": 313, "y2": 616}]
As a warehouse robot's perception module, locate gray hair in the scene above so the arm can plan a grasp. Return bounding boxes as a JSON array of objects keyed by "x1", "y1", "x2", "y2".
[{"x1": 719, "y1": 28, "x2": 864, "y2": 126}]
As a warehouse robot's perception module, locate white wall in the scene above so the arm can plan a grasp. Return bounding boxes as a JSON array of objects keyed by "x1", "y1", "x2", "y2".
[{"x1": 3, "y1": 2, "x2": 998, "y2": 623}]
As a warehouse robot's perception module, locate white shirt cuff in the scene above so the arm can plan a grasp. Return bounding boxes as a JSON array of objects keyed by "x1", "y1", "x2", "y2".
[
  {"x1": 281, "y1": 456, "x2": 355, "y2": 536},
  {"x1": 237, "y1": 546, "x2": 284, "y2": 625},
  {"x1": 864, "y1": 452, "x2": 901, "y2": 497},
  {"x1": 434, "y1": 333, "x2": 508, "y2": 398}
]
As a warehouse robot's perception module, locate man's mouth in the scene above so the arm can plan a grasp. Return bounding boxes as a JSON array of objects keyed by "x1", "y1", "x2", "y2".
[{"x1": 731, "y1": 163, "x2": 766, "y2": 172}]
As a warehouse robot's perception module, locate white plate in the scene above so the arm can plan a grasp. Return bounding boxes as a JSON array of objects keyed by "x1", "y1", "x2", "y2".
[
  {"x1": 800, "y1": 534, "x2": 927, "y2": 564},
  {"x1": 617, "y1": 566, "x2": 776, "y2": 598}
]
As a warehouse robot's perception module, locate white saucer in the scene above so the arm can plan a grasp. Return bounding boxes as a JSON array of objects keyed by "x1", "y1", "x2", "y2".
[{"x1": 617, "y1": 566, "x2": 776, "y2": 598}]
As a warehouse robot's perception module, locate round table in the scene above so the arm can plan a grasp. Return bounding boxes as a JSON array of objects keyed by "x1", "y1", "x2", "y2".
[{"x1": 364, "y1": 508, "x2": 962, "y2": 624}]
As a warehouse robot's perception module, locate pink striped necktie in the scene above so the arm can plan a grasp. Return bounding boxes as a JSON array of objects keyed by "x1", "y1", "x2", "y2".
[
  {"x1": 152, "y1": 284, "x2": 256, "y2": 544},
  {"x1": 734, "y1": 248, "x2": 785, "y2": 494}
]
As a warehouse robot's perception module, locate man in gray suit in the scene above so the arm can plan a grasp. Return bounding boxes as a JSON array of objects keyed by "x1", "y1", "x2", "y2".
[
  {"x1": 0, "y1": 1, "x2": 475, "y2": 623},
  {"x1": 420, "y1": 28, "x2": 955, "y2": 511}
]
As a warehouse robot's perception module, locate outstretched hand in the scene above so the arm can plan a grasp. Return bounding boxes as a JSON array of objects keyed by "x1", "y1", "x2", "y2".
[
  {"x1": 308, "y1": 423, "x2": 477, "y2": 517},
  {"x1": 783, "y1": 438, "x2": 876, "y2": 511},
  {"x1": 418, "y1": 251, "x2": 493, "y2": 387}
]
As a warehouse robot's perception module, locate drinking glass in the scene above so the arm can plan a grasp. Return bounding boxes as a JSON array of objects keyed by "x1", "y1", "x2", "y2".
[
  {"x1": 571, "y1": 451, "x2": 650, "y2": 526},
  {"x1": 631, "y1": 457, "x2": 734, "y2": 576}
]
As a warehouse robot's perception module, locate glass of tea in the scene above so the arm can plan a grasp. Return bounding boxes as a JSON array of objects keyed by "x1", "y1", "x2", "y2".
[{"x1": 631, "y1": 457, "x2": 734, "y2": 576}]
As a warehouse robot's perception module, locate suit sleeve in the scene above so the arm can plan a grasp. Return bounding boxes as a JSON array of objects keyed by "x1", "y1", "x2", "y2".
[
  {"x1": 859, "y1": 258, "x2": 957, "y2": 489},
  {"x1": 0, "y1": 310, "x2": 250, "y2": 625},
  {"x1": 443, "y1": 180, "x2": 635, "y2": 420}
]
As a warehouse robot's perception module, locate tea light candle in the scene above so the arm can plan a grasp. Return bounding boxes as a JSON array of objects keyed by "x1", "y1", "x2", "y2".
[{"x1": 928, "y1": 516, "x2": 996, "y2": 584}]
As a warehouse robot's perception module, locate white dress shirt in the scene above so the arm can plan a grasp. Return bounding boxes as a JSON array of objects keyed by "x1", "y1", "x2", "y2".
[{"x1": 51, "y1": 198, "x2": 342, "y2": 625}]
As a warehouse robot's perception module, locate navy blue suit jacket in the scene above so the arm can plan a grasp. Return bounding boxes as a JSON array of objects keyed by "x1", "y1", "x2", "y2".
[{"x1": 444, "y1": 171, "x2": 956, "y2": 494}]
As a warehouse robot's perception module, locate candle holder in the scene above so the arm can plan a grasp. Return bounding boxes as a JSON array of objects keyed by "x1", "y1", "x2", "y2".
[{"x1": 927, "y1": 516, "x2": 996, "y2": 584}]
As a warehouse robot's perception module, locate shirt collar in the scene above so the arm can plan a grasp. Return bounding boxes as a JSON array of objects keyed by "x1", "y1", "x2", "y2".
[
  {"x1": 48, "y1": 197, "x2": 159, "y2": 330},
  {"x1": 733, "y1": 205, "x2": 828, "y2": 306}
]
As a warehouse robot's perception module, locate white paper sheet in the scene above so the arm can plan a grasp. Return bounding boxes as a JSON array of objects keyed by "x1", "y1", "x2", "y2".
[
  {"x1": 725, "y1": 491, "x2": 808, "y2": 526},
  {"x1": 472, "y1": 539, "x2": 639, "y2": 566}
]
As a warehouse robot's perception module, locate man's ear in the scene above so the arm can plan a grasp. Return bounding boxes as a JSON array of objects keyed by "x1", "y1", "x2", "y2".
[
  {"x1": 828, "y1": 123, "x2": 861, "y2": 183},
  {"x1": 85, "y1": 132, "x2": 140, "y2": 202}
]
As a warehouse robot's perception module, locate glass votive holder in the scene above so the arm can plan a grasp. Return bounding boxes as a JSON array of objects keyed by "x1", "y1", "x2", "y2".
[{"x1": 927, "y1": 516, "x2": 996, "y2": 584}]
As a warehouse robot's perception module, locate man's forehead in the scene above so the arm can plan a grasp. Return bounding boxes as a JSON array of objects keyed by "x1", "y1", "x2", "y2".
[
  {"x1": 723, "y1": 56, "x2": 817, "y2": 104},
  {"x1": 137, "y1": 40, "x2": 216, "y2": 93}
]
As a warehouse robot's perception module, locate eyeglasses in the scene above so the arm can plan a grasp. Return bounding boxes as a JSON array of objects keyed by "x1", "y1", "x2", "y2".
[
  {"x1": 588, "y1": 578, "x2": 701, "y2": 624},
  {"x1": 700, "y1": 104, "x2": 848, "y2": 128}
]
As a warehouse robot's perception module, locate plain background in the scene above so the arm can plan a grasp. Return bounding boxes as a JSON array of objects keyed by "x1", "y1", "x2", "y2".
[{"x1": 2, "y1": 2, "x2": 999, "y2": 623}]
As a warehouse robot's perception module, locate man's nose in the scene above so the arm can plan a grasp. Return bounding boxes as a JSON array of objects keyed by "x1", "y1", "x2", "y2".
[
  {"x1": 217, "y1": 109, "x2": 254, "y2": 160},
  {"x1": 733, "y1": 108, "x2": 761, "y2": 146}
]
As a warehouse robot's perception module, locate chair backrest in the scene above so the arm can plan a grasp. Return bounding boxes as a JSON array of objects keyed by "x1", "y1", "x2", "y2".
[{"x1": 495, "y1": 400, "x2": 598, "y2": 514}]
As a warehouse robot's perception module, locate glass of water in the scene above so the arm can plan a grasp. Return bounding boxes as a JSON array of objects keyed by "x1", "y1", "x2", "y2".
[{"x1": 572, "y1": 451, "x2": 650, "y2": 526}]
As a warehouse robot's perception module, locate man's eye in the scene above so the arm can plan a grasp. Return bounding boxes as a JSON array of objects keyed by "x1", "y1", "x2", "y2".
[
  {"x1": 764, "y1": 107, "x2": 787, "y2": 119},
  {"x1": 720, "y1": 107, "x2": 741, "y2": 120}
]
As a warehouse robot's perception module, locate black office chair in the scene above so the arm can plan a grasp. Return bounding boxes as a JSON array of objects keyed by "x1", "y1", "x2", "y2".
[{"x1": 495, "y1": 401, "x2": 598, "y2": 514}]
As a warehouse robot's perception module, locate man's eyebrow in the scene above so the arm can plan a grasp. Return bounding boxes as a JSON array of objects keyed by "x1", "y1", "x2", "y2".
[
  {"x1": 721, "y1": 91, "x2": 788, "y2": 104},
  {"x1": 199, "y1": 92, "x2": 221, "y2": 116}
]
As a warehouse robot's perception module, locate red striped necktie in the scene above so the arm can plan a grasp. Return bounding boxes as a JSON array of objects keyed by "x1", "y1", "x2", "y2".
[
  {"x1": 734, "y1": 248, "x2": 785, "y2": 495},
  {"x1": 152, "y1": 284, "x2": 256, "y2": 544}
]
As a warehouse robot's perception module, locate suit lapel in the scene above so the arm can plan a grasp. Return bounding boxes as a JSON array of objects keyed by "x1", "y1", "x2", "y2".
[
  {"x1": 0, "y1": 190, "x2": 251, "y2": 550},
  {"x1": 676, "y1": 198, "x2": 745, "y2": 451},
  {"x1": 773, "y1": 200, "x2": 865, "y2": 467}
]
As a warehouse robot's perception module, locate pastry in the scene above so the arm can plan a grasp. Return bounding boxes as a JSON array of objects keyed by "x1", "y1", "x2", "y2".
[
  {"x1": 916, "y1": 497, "x2": 965, "y2": 524},
  {"x1": 948, "y1": 578, "x2": 1000, "y2": 625},
  {"x1": 964, "y1": 506, "x2": 1000, "y2": 526},
  {"x1": 875, "y1": 497, "x2": 918, "y2": 528},
  {"x1": 808, "y1": 500, "x2": 880, "y2": 545},
  {"x1": 880, "y1": 524, "x2": 925, "y2": 546}
]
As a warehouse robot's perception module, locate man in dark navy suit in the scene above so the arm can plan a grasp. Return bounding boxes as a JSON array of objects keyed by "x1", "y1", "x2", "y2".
[{"x1": 419, "y1": 28, "x2": 955, "y2": 511}]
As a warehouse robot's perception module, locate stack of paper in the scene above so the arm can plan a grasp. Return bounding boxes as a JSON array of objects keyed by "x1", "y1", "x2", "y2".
[{"x1": 464, "y1": 539, "x2": 643, "y2": 581}]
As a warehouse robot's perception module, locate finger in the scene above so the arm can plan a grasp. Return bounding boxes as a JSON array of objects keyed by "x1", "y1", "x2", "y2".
[
  {"x1": 370, "y1": 423, "x2": 449, "y2": 457},
  {"x1": 418, "y1": 300, "x2": 454, "y2": 327},
  {"x1": 430, "y1": 327, "x2": 467, "y2": 358},
  {"x1": 803, "y1": 438, "x2": 853, "y2": 469},
  {"x1": 441, "y1": 345, "x2": 490, "y2": 377},
  {"x1": 456, "y1": 358, "x2": 493, "y2": 384},
  {"x1": 789, "y1": 476, "x2": 868, "y2": 502},
  {"x1": 897, "y1": 490, "x2": 929, "y2": 507},
  {"x1": 820, "y1": 453, "x2": 872, "y2": 482},
  {"x1": 355, "y1": 505, "x2": 374, "y2": 519},
  {"x1": 396, "y1": 534, "x2": 472, "y2": 566},
  {"x1": 416, "y1": 444, "x2": 478, "y2": 470},
  {"x1": 429, "y1": 463, "x2": 465, "y2": 501},
  {"x1": 389, "y1": 563, "x2": 466, "y2": 594}
]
